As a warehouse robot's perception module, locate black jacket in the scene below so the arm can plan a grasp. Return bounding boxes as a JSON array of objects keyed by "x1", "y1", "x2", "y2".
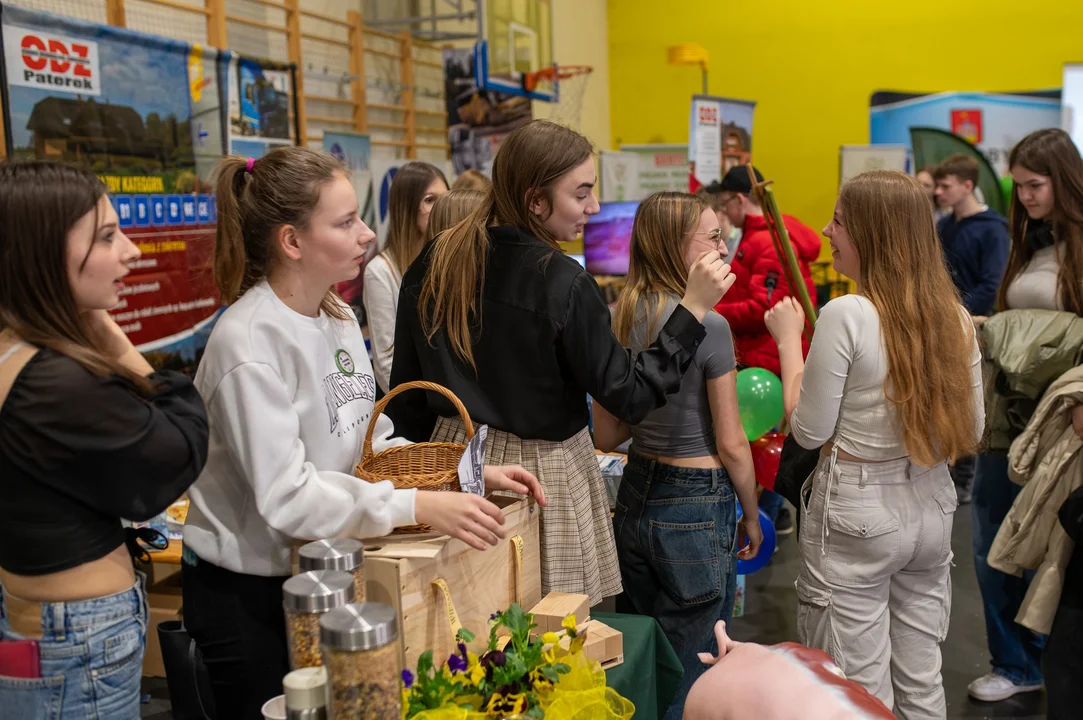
[{"x1": 386, "y1": 225, "x2": 706, "y2": 442}]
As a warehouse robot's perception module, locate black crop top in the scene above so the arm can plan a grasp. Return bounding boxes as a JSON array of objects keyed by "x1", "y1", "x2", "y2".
[{"x1": 0, "y1": 348, "x2": 209, "y2": 576}]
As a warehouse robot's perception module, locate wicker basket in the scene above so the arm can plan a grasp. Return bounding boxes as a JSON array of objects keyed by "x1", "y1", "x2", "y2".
[{"x1": 355, "y1": 381, "x2": 474, "y2": 534}]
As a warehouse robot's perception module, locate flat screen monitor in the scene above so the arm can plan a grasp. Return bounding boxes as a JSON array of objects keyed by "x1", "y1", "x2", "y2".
[{"x1": 583, "y1": 201, "x2": 638, "y2": 275}]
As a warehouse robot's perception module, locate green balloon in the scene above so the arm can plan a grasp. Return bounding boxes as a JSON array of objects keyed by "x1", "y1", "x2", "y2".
[
  {"x1": 736, "y1": 367, "x2": 784, "y2": 442},
  {"x1": 1000, "y1": 175, "x2": 1014, "y2": 209}
]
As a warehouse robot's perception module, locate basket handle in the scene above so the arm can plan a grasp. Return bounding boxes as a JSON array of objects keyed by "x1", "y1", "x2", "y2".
[{"x1": 362, "y1": 380, "x2": 475, "y2": 460}]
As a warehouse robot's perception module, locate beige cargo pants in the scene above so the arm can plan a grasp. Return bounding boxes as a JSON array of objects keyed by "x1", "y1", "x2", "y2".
[{"x1": 796, "y1": 448, "x2": 957, "y2": 720}]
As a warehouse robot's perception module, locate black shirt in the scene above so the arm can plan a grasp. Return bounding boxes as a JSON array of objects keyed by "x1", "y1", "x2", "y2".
[
  {"x1": 387, "y1": 225, "x2": 706, "y2": 442},
  {"x1": 0, "y1": 349, "x2": 209, "y2": 575}
]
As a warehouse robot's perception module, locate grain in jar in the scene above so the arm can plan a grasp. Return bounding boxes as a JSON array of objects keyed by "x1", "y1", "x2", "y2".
[
  {"x1": 298, "y1": 538, "x2": 366, "y2": 603},
  {"x1": 283, "y1": 570, "x2": 355, "y2": 670},
  {"x1": 320, "y1": 602, "x2": 400, "y2": 720}
]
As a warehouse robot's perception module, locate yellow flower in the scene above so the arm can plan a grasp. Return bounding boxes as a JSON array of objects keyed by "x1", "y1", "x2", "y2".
[
  {"x1": 468, "y1": 660, "x2": 486, "y2": 685},
  {"x1": 506, "y1": 693, "x2": 528, "y2": 715},
  {"x1": 541, "y1": 631, "x2": 560, "y2": 646},
  {"x1": 485, "y1": 693, "x2": 505, "y2": 717},
  {"x1": 543, "y1": 645, "x2": 556, "y2": 665},
  {"x1": 561, "y1": 614, "x2": 578, "y2": 634},
  {"x1": 400, "y1": 688, "x2": 411, "y2": 720},
  {"x1": 570, "y1": 633, "x2": 586, "y2": 654},
  {"x1": 529, "y1": 668, "x2": 554, "y2": 693}
]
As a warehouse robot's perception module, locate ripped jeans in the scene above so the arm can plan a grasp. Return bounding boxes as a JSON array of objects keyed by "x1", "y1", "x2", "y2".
[{"x1": 796, "y1": 450, "x2": 956, "y2": 720}]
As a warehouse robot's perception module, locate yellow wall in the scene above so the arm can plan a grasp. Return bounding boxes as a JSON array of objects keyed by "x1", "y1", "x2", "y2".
[
  {"x1": 534, "y1": 0, "x2": 611, "y2": 151},
  {"x1": 608, "y1": 0, "x2": 1081, "y2": 242}
]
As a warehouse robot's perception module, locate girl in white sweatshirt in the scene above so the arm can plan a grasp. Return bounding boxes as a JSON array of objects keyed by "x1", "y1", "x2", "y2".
[{"x1": 181, "y1": 147, "x2": 542, "y2": 720}]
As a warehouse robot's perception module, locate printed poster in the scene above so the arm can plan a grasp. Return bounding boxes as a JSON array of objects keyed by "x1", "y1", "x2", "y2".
[
  {"x1": 324, "y1": 131, "x2": 376, "y2": 314},
  {"x1": 227, "y1": 53, "x2": 297, "y2": 157},
  {"x1": 1, "y1": 4, "x2": 227, "y2": 373},
  {"x1": 599, "y1": 150, "x2": 641, "y2": 202},
  {"x1": 869, "y1": 91, "x2": 1061, "y2": 175},
  {"x1": 618, "y1": 144, "x2": 690, "y2": 198},
  {"x1": 687, "y1": 95, "x2": 754, "y2": 191}
]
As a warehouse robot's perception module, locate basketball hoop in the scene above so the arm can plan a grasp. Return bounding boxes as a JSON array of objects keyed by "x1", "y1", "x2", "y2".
[{"x1": 523, "y1": 65, "x2": 593, "y2": 131}]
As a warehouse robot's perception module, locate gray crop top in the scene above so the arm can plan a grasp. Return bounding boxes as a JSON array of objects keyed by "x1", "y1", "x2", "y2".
[{"x1": 625, "y1": 295, "x2": 736, "y2": 458}]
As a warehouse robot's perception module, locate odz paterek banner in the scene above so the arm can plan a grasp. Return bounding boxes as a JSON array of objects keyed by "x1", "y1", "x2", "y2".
[{"x1": 1, "y1": 3, "x2": 227, "y2": 373}]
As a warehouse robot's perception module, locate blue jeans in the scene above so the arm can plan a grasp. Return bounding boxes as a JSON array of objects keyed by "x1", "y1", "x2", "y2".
[
  {"x1": 613, "y1": 453, "x2": 737, "y2": 720},
  {"x1": 759, "y1": 489, "x2": 785, "y2": 523},
  {"x1": 972, "y1": 453, "x2": 1046, "y2": 685},
  {"x1": 0, "y1": 578, "x2": 147, "y2": 719}
]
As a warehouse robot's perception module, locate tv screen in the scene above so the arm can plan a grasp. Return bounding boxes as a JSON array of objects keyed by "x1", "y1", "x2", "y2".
[{"x1": 584, "y1": 201, "x2": 638, "y2": 275}]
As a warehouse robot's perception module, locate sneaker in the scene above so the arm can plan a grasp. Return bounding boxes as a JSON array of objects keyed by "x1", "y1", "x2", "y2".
[
  {"x1": 967, "y1": 673, "x2": 1042, "y2": 702},
  {"x1": 775, "y1": 507, "x2": 794, "y2": 536}
]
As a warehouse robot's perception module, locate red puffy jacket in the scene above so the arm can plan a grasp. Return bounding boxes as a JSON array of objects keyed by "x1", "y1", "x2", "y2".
[{"x1": 715, "y1": 213, "x2": 821, "y2": 376}]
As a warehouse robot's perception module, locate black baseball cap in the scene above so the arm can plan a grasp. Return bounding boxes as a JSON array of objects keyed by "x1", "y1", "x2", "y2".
[{"x1": 711, "y1": 164, "x2": 764, "y2": 195}]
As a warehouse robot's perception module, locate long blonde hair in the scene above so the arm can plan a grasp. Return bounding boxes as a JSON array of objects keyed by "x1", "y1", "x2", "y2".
[
  {"x1": 840, "y1": 170, "x2": 978, "y2": 465},
  {"x1": 612, "y1": 192, "x2": 706, "y2": 345},
  {"x1": 381, "y1": 161, "x2": 448, "y2": 275},
  {"x1": 419, "y1": 120, "x2": 594, "y2": 369},
  {"x1": 428, "y1": 189, "x2": 486, "y2": 239}
]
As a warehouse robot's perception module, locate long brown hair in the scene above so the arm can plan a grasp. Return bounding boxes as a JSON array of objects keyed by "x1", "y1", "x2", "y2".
[
  {"x1": 0, "y1": 161, "x2": 152, "y2": 391},
  {"x1": 451, "y1": 169, "x2": 492, "y2": 193},
  {"x1": 998, "y1": 128, "x2": 1083, "y2": 314},
  {"x1": 213, "y1": 146, "x2": 349, "y2": 320},
  {"x1": 612, "y1": 192, "x2": 706, "y2": 345},
  {"x1": 381, "y1": 161, "x2": 448, "y2": 276},
  {"x1": 428, "y1": 189, "x2": 486, "y2": 239},
  {"x1": 839, "y1": 170, "x2": 978, "y2": 465},
  {"x1": 419, "y1": 120, "x2": 594, "y2": 369}
]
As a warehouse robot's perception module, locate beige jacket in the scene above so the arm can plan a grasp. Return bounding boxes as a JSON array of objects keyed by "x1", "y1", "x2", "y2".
[{"x1": 989, "y1": 365, "x2": 1083, "y2": 634}]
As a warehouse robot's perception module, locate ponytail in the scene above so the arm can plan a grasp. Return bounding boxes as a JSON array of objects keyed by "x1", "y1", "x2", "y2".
[
  {"x1": 419, "y1": 191, "x2": 494, "y2": 370},
  {"x1": 213, "y1": 156, "x2": 251, "y2": 304},
  {"x1": 210, "y1": 147, "x2": 350, "y2": 319}
]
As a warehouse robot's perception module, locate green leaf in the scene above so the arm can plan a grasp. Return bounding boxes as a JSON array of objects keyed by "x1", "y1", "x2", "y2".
[
  {"x1": 540, "y1": 666, "x2": 560, "y2": 682},
  {"x1": 457, "y1": 628, "x2": 476, "y2": 644},
  {"x1": 417, "y1": 650, "x2": 434, "y2": 676},
  {"x1": 525, "y1": 706, "x2": 545, "y2": 720},
  {"x1": 552, "y1": 662, "x2": 570, "y2": 674}
]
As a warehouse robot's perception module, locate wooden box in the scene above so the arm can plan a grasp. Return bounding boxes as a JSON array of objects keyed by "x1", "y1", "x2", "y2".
[
  {"x1": 363, "y1": 496, "x2": 541, "y2": 670},
  {"x1": 529, "y1": 592, "x2": 591, "y2": 634},
  {"x1": 579, "y1": 620, "x2": 623, "y2": 669}
]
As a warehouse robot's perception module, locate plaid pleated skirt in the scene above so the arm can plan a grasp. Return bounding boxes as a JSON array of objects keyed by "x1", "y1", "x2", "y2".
[{"x1": 432, "y1": 417, "x2": 623, "y2": 606}]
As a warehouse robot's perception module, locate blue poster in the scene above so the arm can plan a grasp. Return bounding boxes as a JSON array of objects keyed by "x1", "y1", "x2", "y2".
[{"x1": 323, "y1": 131, "x2": 375, "y2": 313}]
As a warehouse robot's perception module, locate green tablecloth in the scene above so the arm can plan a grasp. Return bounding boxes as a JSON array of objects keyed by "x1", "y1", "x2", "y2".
[{"x1": 594, "y1": 612, "x2": 683, "y2": 719}]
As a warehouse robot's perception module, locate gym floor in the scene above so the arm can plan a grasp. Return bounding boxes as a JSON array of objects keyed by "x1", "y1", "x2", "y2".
[{"x1": 139, "y1": 506, "x2": 1047, "y2": 719}]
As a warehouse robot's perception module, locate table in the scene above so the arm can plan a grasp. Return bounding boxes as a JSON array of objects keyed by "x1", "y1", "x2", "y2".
[
  {"x1": 152, "y1": 540, "x2": 183, "y2": 564},
  {"x1": 595, "y1": 611, "x2": 683, "y2": 720}
]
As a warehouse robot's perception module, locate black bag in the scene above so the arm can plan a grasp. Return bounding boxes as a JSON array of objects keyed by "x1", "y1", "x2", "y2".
[
  {"x1": 157, "y1": 620, "x2": 216, "y2": 720},
  {"x1": 773, "y1": 434, "x2": 822, "y2": 529}
]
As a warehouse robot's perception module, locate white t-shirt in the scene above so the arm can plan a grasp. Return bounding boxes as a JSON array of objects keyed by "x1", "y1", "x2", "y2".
[
  {"x1": 790, "y1": 294, "x2": 985, "y2": 460},
  {"x1": 1005, "y1": 245, "x2": 1060, "y2": 311},
  {"x1": 183, "y1": 281, "x2": 414, "y2": 577},
  {"x1": 362, "y1": 254, "x2": 401, "y2": 393}
]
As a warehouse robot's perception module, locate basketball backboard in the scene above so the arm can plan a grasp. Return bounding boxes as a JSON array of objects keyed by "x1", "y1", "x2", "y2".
[{"x1": 474, "y1": 0, "x2": 557, "y2": 102}]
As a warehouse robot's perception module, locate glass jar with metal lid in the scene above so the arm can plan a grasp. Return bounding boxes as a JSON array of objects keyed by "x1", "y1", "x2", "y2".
[
  {"x1": 298, "y1": 538, "x2": 365, "y2": 603},
  {"x1": 320, "y1": 602, "x2": 400, "y2": 720},
  {"x1": 283, "y1": 570, "x2": 355, "y2": 669},
  {"x1": 283, "y1": 666, "x2": 329, "y2": 720}
]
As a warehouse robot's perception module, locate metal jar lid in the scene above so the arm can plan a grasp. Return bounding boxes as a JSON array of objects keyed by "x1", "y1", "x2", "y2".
[
  {"x1": 298, "y1": 538, "x2": 364, "y2": 573},
  {"x1": 282, "y1": 570, "x2": 355, "y2": 613},
  {"x1": 319, "y1": 602, "x2": 398, "y2": 652}
]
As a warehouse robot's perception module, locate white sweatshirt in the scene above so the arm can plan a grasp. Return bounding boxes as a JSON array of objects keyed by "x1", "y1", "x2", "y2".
[
  {"x1": 362, "y1": 253, "x2": 401, "y2": 393},
  {"x1": 183, "y1": 281, "x2": 415, "y2": 577}
]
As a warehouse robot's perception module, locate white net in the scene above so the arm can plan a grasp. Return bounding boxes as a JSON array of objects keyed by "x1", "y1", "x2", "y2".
[{"x1": 539, "y1": 69, "x2": 591, "y2": 133}]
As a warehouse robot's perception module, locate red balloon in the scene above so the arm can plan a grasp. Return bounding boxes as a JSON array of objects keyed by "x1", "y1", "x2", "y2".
[{"x1": 750, "y1": 432, "x2": 784, "y2": 491}]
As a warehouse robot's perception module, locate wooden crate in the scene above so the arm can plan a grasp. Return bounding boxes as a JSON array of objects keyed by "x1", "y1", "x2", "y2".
[{"x1": 363, "y1": 496, "x2": 541, "y2": 670}]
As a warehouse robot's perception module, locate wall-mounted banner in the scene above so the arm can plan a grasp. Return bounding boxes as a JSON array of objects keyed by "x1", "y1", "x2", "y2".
[
  {"x1": 324, "y1": 131, "x2": 376, "y2": 315},
  {"x1": 687, "y1": 94, "x2": 755, "y2": 191},
  {"x1": 618, "y1": 144, "x2": 690, "y2": 197},
  {"x1": 869, "y1": 90, "x2": 1061, "y2": 175},
  {"x1": 839, "y1": 145, "x2": 910, "y2": 186},
  {"x1": 0, "y1": 3, "x2": 227, "y2": 373}
]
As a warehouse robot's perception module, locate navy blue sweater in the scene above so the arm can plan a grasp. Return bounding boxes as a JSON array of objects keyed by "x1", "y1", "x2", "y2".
[{"x1": 937, "y1": 209, "x2": 1010, "y2": 316}]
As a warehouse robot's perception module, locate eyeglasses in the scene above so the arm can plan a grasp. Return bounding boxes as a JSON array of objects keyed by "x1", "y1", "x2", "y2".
[{"x1": 692, "y1": 227, "x2": 726, "y2": 249}]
